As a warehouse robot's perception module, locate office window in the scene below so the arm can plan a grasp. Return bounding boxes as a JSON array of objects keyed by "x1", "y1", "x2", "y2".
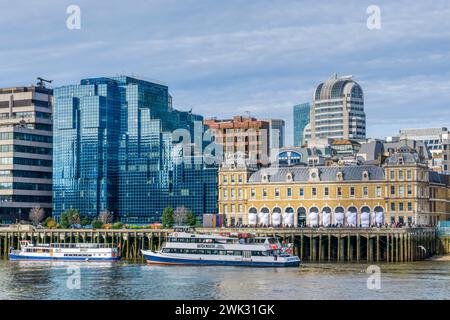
[
  {"x1": 262, "y1": 189, "x2": 267, "y2": 198},
  {"x1": 275, "y1": 188, "x2": 280, "y2": 198},
  {"x1": 251, "y1": 188, "x2": 255, "y2": 199},
  {"x1": 337, "y1": 187, "x2": 342, "y2": 197},
  {"x1": 390, "y1": 185, "x2": 395, "y2": 195},
  {"x1": 223, "y1": 205, "x2": 227, "y2": 214},
  {"x1": 223, "y1": 175, "x2": 228, "y2": 184},
  {"x1": 223, "y1": 189, "x2": 228, "y2": 199},
  {"x1": 238, "y1": 188, "x2": 243, "y2": 199},
  {"x1": 390, "y1": 216, "x2": 395, "y2": 223},
  {"x1": 398, "y1": 170, "x2": 404, "y2": 180},
  {"x1": 399, "y1": 202, "x2": 404, "y2": 211},
  {"x1": 350, "y1": 186, "x2": 355, "y2": 197},
  {"x1": 238, "y1": 204, "x2": 243, "y2": 213},
  {"x1": 231, "y1": 175, "x2": 235, "y2": 184},
  {"x1": 312, "y1": 187, "x2": 317, "y2": 196},
  {"x1": 407, "y1": 184, "x2": 412, "y2": 196},
  {"x1": 390, "y1": 202, "x2": 396, "y2": 211},
  {"x1": 231, "y1": 189, "x2": 235, "y2": 199},
  {"x1": 407, "y1": 170, "x2": 412, "y2": 180},
  {"x1": 407, "y1": 202, "x2": 412, "y2": 211},
  {"x1": 238, "y1": 174, "x2": 243, "y2": 184},
  {"x1": 230, "y1": 204, "x2": 235, "y2": 213},
  {"x1": 390, "y1": 170, "x2": 395, "y2": 180},
  {"x1": 363, "y1": 186, "x2": 368, "y2": 197},
  {"x1": 399, "y1": 186, "x2": 404, "y2": 197},
  {"x1": 376, "y1": 186, "x2": 381, "y2": 197},
  {"x1": 299, "y1": 187, "x2": 304, "y2": 197},
  {"x1": 324, "y1": 187, "x2": 329, "y2": 197},
  {"x1": 287, "y1": 187, "x2": 292, "y2": 198}
]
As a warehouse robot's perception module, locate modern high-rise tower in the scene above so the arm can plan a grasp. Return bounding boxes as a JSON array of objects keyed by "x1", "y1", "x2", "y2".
[
  {"x1": 53, "y1": 76, "x2": 217, "y2": 224},
  {"x1": 293, "y1": 103, "x2": 310, "y2": 146},
  {"x1": 309, "y1": 74, "x2": 366, "y2": 141}
]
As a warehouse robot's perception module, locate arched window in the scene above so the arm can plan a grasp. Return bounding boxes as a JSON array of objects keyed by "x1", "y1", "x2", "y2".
[
  {"x1": 249, "y1": 207, "x2": 257, "y2": 214},
  {"x1": 309, "y1": 207, "x2": 319, "y2": 213},
  {"x1": 361, "y1": 206, "x2": 370, "y2": 213}
]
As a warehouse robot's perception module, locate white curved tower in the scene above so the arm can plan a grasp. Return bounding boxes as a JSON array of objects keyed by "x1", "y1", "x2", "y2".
[{"x1": 310, "y1": 74, "x2": 366, "y2": 141}]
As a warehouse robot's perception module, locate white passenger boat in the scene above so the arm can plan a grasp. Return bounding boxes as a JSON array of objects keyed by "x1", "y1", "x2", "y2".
[
  {"x1": 9, "y1": 240, "x2": 120, "y2": 262},
  {"x1": 141, "y1": 227, "x2": 300, "y2": 267}
]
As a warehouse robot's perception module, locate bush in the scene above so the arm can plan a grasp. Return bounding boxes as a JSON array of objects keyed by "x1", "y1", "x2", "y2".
[
  {"x1": 45, "y1": 218, "x2": 57, "y2": 229},
  {"x1": 111, "y1": 222, "x2": 124, "y2": 229},
  {"x1": 91, "y1": 220, "x2": 104, "y2": 229}
]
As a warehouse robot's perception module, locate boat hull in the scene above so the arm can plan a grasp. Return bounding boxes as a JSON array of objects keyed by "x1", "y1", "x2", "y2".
[
  {"x1": 9, "y1": 254, "x2": 120, "y2": 262},
  {"x1": 142, "y1": 252, "x2": 300, "y2": 267}
]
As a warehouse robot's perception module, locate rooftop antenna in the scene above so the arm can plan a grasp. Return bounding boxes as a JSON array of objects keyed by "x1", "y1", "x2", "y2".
[{"x1": 36, "y1": 77, "x2": 52, "y2": 88}]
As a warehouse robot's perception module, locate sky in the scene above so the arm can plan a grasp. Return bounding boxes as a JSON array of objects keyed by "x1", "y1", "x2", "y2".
[{"x1": 0, "y1": 0, "x2": 449, "y2": 144}]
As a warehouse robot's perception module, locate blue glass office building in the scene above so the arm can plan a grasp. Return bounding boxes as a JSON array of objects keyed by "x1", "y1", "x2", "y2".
[
  {"x1": 53, "y1": 76, "x2": 217, "y2": 223},
  {"x1": 293, "y1": 103, "x2": 311, "y2": 146}
]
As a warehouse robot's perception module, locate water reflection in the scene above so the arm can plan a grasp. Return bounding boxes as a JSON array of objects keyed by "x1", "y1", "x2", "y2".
[{"x1": 0, "y1": 260, "x2": 448, "y2": 300}]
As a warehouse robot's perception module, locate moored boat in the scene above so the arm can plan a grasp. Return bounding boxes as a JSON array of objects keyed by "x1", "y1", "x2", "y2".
[
  {"x1": 141, "y1": 227, "x2": 300, "y2": 267},
  {"x1": 9, "y1": 240, "x2": 120, "y2": 262}
]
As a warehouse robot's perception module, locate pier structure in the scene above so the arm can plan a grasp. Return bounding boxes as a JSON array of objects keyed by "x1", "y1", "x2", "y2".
[{"x1": 0, "y1": 227, "x2": 436, "y2": 263}]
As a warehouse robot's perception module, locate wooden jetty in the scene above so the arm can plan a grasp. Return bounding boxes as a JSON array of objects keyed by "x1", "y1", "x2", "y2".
[{"x1": 0, "y1": 227, "x2": 437, "y2": 263}]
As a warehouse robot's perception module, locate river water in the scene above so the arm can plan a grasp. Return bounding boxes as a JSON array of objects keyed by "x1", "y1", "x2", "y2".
[{"x1": 0, "y1": 260, "x2": 448, "y2": 300}]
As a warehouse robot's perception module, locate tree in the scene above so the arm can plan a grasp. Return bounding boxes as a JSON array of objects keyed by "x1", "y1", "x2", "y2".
[
  {"x1": 162, "y1": 207, "x2": 174, "y2": 229},
  {"x1": 98, "y1": 211, "x2": 113, "y2": 224},
  {"x1": 174, "y1": 206, "x2": 188, "y2": 226},
  {"x1": 60, "y1": 209, "x2": 81, "y2": 228},
  {"x1": 186, "y1": 210, "x2": 197, "y2": 227},
  {"x1": 92, "y1": 220, "x2": 104, "y2": 229},
  {"x1": 81, "y1": 216, "x2": 91, "y2": 227},
  {"x1": 29, "y1": 206, "x2": 45, "y2": 225}
]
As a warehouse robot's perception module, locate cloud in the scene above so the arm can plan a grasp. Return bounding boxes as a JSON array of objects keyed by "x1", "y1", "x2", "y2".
[{"x1": 0, "y1": 0, "x2": 449, "y2": 144}]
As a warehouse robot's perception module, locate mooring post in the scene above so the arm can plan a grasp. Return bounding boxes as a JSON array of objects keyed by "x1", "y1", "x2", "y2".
[
  {"x1": 376, "y1": 234, "x2": 380, "y2": 262},
  {"x1": 356, "y1": 233, "x2": 360, "y2": 262}
]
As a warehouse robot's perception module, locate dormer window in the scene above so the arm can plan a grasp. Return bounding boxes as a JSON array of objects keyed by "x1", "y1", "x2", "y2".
[
  {"x1": 286, "y1": 172, "x2": 293, "y2": 182},
  {"x1": 262, "y1": 174, "x2": 269, "y2": 183},
  {"x1": 362, "y1": 170, "x2": 369, "y2": 181},
  {"x1": 398, "y1": 157, "x2": 404, "y2": 165},
  {"x1": 336, "y1": 171, "x2": 343, "y2": 181}
]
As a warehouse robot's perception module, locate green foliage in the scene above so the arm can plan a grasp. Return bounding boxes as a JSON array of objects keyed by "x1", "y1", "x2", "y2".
[
  {"x1": 162, "y1": 207, "x2": 174, "y2": 228},
  {"x1": 81, "y1": 216, "x2": 91, "y2": 226},
  {"x1": 45, "y1": 217, "x2": 57, "y2": 229},
  {"x1": 111, "y1": 222, "x2": 124, "y2": 229},
  {"x1": 91, "y1": 220, "x2": 104, "y2": 229},
  {"x1": 60, "y1": 209, "x2": 81, "y2": 228},
  {"x1": 186, "y1": 211, "x2": 197, "y2": 227}
]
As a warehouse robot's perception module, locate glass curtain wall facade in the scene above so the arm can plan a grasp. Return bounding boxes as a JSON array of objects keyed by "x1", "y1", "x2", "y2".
[
  {"x1": 53, "y1": 76, "x2": 217, "y2": 224},
  {"x1": 293, "y1": 103, "x2": 310, "y2": 147}
]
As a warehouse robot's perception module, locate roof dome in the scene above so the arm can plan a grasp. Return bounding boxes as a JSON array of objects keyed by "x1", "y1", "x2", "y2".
[{"x1": 314, "y1": 74, "x2": 363, "y2": 100}]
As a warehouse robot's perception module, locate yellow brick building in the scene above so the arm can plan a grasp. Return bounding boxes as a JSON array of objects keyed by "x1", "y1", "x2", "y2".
[{"x1": 219, "y1": 150, "x2": 450, "y2": 227}]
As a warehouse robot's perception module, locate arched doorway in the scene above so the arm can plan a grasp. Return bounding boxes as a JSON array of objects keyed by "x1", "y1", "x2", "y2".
[
  {"x1": 361, "y1": 206, "x2": 371, "y2": 228},
  {"x1": 334, "y1": 206, "x2": 345, "y2": 225},
  {"x1": 309, "y1": 207, "x2": 319, "y2": 227},
  {"x1": 321, "y1": 207, "x2": 332, "y2": 227},
  {"x1": 272, "y1": 207, "x2": 282, "y2": 227},
  {"x1": 374, "y1": 206, "x2": 384, "y2": 226},
  {"x1": 297, "y1": 207, "x2": 306, "y2": 227},
  {"x1": 283, "y1": 207, "x2": 294, "y2": 227}
]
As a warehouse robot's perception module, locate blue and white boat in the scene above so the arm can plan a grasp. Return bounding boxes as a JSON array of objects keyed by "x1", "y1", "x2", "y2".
[
  {"x1": 9, "y1": 240, "x2": 120, "y2": 262},
  {"x1": 141, "y1": 228, "x2": 300, "y2": 267}
]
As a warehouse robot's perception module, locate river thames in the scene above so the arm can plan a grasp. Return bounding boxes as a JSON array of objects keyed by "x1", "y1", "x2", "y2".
[{"x1": 0, "y1": 260, "x2": 448, "y2": 300}]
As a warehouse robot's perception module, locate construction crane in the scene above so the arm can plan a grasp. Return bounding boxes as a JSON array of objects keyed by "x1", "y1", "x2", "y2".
[{"x1": 36, "y1": 77, "x2": 52, "y2": 88}]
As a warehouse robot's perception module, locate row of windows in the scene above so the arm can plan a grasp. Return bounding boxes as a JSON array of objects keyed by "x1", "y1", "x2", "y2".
[
  {"x1": 0, "y1": 157, "x2": 52, "y2": 167},
  {"x1": 0, "y1": 132, "x2": 52, "y2": 143},
  {"x1": 0, "y1": 170, "x2": 52, "y2": 179},
  {"x1": 390, "y1": 202, "x2": 413, "y2": 212},
  {"x1": 162, "y1": 248, "x2": 269, "y2": 256},
  {"x1": 244, "y1": 186, "x2": 383, "y2": 199},
  {"x1": 0, "y1": 144, "x2": 52, "y2": 155},
  {"x1": 0, "y1": 195, "x2": 52, "y2": 203},
  {"x1": 0, "y1": 182, "x2": 52, "y2": 191}
]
